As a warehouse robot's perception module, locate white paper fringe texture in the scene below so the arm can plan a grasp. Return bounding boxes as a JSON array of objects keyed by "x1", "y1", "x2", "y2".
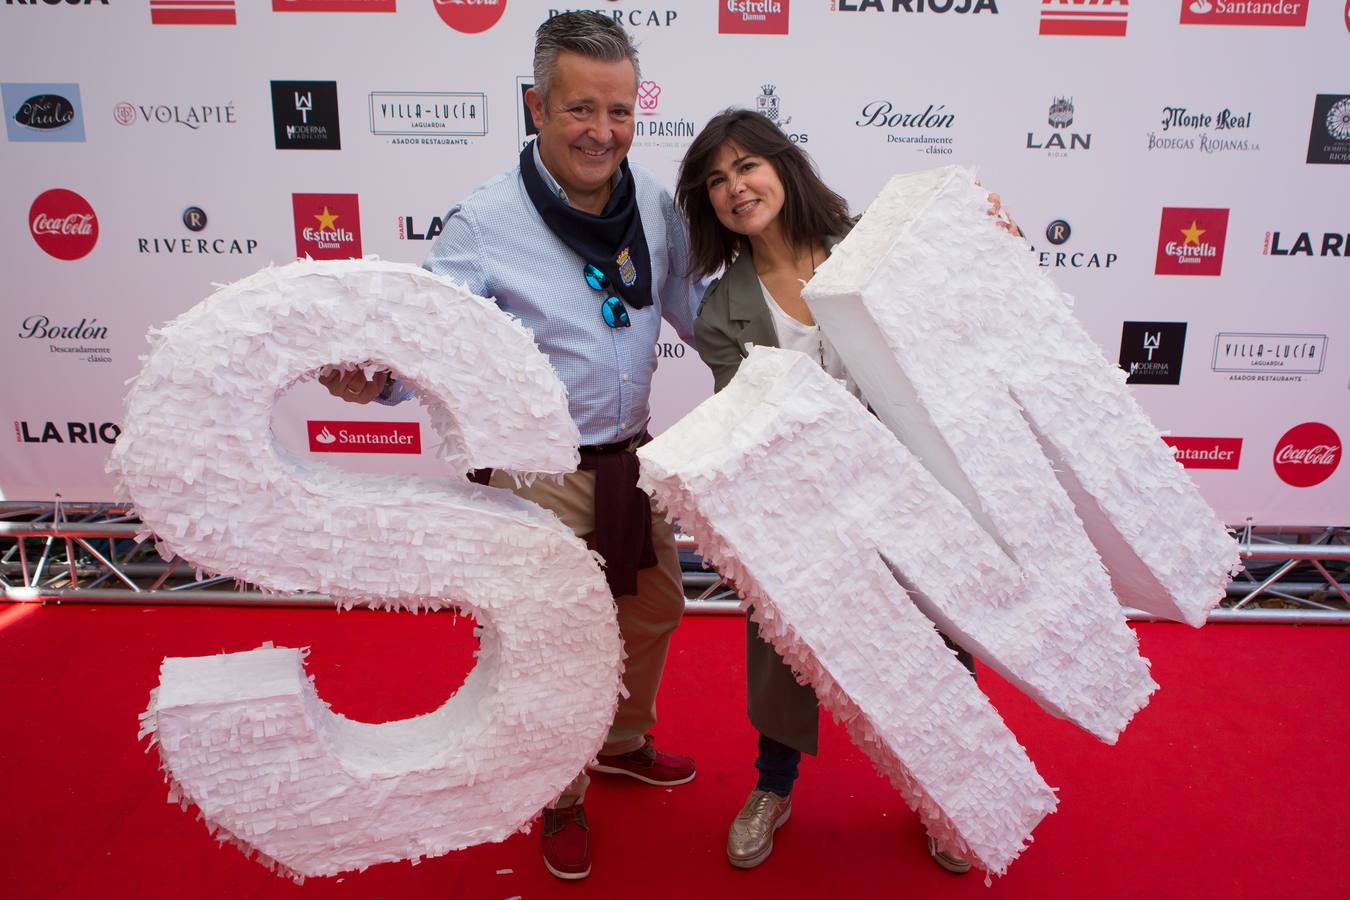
[
  {"x1": 639, "y1": 347, "x2": 1058, "y2": 876},
  {"x1": 109, "y1": 258, "x2": 622, "y2": 880}
]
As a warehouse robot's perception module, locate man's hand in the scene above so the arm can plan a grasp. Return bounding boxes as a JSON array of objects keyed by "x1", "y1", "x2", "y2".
[{"x1": 319, "y1": 367, "x2": 391, "y2": 405}]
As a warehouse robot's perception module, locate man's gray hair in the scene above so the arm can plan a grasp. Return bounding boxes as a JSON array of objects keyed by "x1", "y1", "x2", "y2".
[{"x1": 533, "y1": 11, "x2": 640, "y2": 105}]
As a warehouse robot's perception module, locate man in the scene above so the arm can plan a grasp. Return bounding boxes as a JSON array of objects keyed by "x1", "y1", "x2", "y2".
[{"x1": 321, "y1": 12, "x2": 698, "y2": 882}]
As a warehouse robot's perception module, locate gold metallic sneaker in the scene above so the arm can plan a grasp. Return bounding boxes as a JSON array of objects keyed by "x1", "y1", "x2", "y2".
[
  {"x1": 727, "y1": 789, "x2": 792, "y2": 869},
  {"x1": 927, "y1": 835, "x2": 972, "y2": 874}
]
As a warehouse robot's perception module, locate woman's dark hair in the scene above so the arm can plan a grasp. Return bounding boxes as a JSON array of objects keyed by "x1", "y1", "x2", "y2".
[{"x1": 676, "y1": 108, "x2": 851, "y2": 279}]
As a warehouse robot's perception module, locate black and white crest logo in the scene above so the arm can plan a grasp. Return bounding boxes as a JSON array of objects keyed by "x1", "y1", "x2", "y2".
[
  {"x1": 756, "y1": 84, "x2": 789, "y2": 126},
  {"x1": 1307, "y1": 94, "x2": 1350, "y2": 165},
  {"x1": 1119, "y1": 321, "x2": 1187, "y2": 385},
  {"x1": 271, "y1": 80, "x2": 341, "y2": 151}
]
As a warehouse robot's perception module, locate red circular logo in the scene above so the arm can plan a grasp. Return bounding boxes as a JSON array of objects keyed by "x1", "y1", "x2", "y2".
[
  {"x1": 433, "y1": 0, "x2": 506, "y2": 34},
  {"x1": 29, "y1": 189, "x2": 98, "y2": 261},
  {"x1": 1273, "y1": 422, "x2": 1341, "y2": 488},
  {"x1": 113, "y1": 102, "x2": 136, "y2": 126}
]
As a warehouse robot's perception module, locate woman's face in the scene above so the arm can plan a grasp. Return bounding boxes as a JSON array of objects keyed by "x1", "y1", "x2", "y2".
[{"x1": 705, "y1": 141, "x2": 785, "y2": 241}]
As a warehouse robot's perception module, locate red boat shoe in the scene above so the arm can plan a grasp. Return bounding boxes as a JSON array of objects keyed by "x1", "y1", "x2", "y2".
[
  {"x1": 541, "y1": 803, "x2": 591, "y2": 880},
  {"x1": 591, "y1": 735, "x2": 696, "y2": 786}
]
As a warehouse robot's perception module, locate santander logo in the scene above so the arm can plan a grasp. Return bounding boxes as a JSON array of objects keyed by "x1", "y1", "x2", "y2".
[
  {"x1": 1273, "y1": 422, "x2": 1341, "y2": 488},
  {"x1": 307, "y1": 420, "x2": 421, "y2": 454},
  {"x1": 29, "y1": 189, "x2": 98, "y2": 260},
  {"x1": 314, "y1": 426, "x2": 337, "y2": 445}
]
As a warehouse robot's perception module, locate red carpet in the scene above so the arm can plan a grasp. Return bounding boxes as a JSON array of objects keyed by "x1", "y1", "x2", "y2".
[{"x1": 0, "y1": 604, "x2": 1345, "y2": 899}]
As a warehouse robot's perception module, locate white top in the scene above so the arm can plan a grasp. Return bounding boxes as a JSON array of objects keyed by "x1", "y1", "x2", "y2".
[{"x1": 759, "y1": 277, "x2": 862, "y2": 399}]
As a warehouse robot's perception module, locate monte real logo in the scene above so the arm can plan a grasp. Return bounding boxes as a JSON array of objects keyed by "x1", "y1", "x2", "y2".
[
  {"x1": 1026, "y1": 96, "x2": 1091, "y2": 156},
  {"x1": 755, "y1": 84, "x2": 808, "y2": 143},
  {"x1": 1039, "y1": 0, "x2": 1128, "y2": 36},
  {"x1": 1161, "y1": 436, "x2": 1243, "y2": 470},
  {"x1": 113, "y1": 100, "x2": 237, "y2": 130},
  {"x1": 17, "y1": 314, "x2": 111, "y2": 365},
  {"x1": 1119, "y1": 321, "x2": 1187, "y2": 385},
  {"x1": 369, "y1": 92, "x2": 486, "y2": 146},
  {"x1": 1179, "y1": 0, "x2": 1307, "y2": 27},
  {"x1": 1263, "y1": 228, "x2": 1347, "y2": 258},
  {"x1": 14, "y1": 420, "x2": 121, "y2": 446},
  {"x1": 856, "y1": 99, "x2": 954, "y2": 156},
  {"x1": 720, "y1": 0, "x2": 789, "y2": 35},
  {"x1": 137, "y1": 206, "x2": 259, "y2": 256},
  {"x1": 832, "y1": 0, "x2": 997, "y2": 13},
  {"x1": 308, "y1": 420, "x2": 421, "y2": 454},
  {"x1": 29, "y1": 189, "x2": 98, "y2": 261},
  {"x1": 1273, "y1": 422, "x2": 1341, "y2": 488},
  {"x1": 150, "y1": 0, "x2": 237, "y2": 25},
  {"x1": 1033, "y1": 218, "x2": 1117, "y2": 269},
  {"x1": 1306, "y1": 94, "x2": 1350, "y2": 165},
  {"x1": 3, "y1": 83, "x2": 84, "y2": 142},
  {"x1": 271, "y1": 81, "x2": 341, "y2": 150},
  {"x1": 293, "y1": 193, "x2": 362, "y2": 260},
  {"x1": 1147, "y1": 104, "x2": 1258, "y2": 155},
  {"x1": 1212, "y1": 332, "x2": 1326, "y2": 383},
  {"x1": 435, "y1": 0, "x2": 507, "y2": 33},
  {"x1": 1155, "y1": 207, "x2": 1228, "y2": 276}
]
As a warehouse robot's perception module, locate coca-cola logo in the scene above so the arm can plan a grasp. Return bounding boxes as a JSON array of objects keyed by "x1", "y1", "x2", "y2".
[
  {"x1": 434, "y1": 0, "x2": 507, "y2": 34},
  {"x1": 1273, "y1": 422, "x2": 1341, "y2": 488},
  {"x1": 29, "y1": 189, "x2": 98, "y2": 261}
]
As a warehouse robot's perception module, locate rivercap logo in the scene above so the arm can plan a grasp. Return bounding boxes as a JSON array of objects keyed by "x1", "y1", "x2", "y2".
[
  {"x1": 1273, "y1": 422, "x2": 1340, "y2": 488},
  {"x1": 1046, "y1": 220, "x2": 1071, "y2": 244},
  {"x1": 29, "y1": 189, "x2": 98, "y2": 261},
  {"x1": 638, "y1": 80, "x2": 661, "y2": 114},
  {"x1": 307, "y1": 420, "x2": 421, "y2": 454},
  {"x1": 292, "y1": 193, "x2": 362, "y2": 260},
  {"x1": 1039, "y1": 0, "x2": 1128, "y2": 37},
  {"x1": 720, "y1": 0, "x2": 789, "y2": 35},
  {"x1": 434, "y1": 0, "x2": 507, "y2": 33},
  {"x1": 183, "y1": 206, "x2": 207, "y2": 232},
  {"x1": 1155, "y1": 207, "x2": 1228, "y2": 276},
  {"x1": 1180, "y1": 0, "x2": 1307, "y2": 27},
  {"x1": 150, "y1": 0, "x2": 237, "y2": 25},
  {"x1": 3, "y1": 83, "x2": 85, "y2": 142},
  {"x1": 1162, "y1": 436, "x2": 1242, "y2": 470}
]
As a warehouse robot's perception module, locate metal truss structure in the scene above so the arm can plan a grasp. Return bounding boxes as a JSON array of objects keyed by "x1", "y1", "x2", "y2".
[{"x1": 2, "y1": 501, "x2": 1347, "y2": 624}]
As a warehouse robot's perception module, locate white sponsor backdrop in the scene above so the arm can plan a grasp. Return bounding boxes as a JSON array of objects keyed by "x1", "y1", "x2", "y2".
[{"x1": 2, "y1": 1, "x2": 1346, "y2": 526}]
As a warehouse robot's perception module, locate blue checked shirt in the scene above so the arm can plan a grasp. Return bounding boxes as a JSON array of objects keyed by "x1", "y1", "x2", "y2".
[{"x1": 390, "y1": 146, "x2": 699, "y2": 446}]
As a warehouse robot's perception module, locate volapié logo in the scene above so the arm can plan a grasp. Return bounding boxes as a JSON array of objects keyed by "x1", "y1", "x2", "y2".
[
  {"x1": 273, "y1": 1, "x2": 397, "y2": 11},
  {"x1": 720, "y1": 0, "x2": 789, "y2": 34},
  {"x1": 14, "y1": 420, "x2": 121, "y2": 445},
  {"x1": 3, "y1": 84, "x2": 84, "y2": 142},
  {"x1": 1161, "y1": 436, "x2": 1243, "y2": 470},
  {"x1": 112, "y1": 100, "x2": 237, "y2": 130},
  {"x1": 1033, "y1": 219, "x2": 1118, "y2": 270},
  {"x1": 1273, "y1": 422, "x2": 1340, "y2": 488},
  {"x1": 1155, "y1": 207, "x2": 1228, "y2": 276},
  {"x1": 17, "y1": 314, "x2": 111, "y2": 365},
  {"x1": 1039, "y1": 0, "x2": 1128, "y2": 36},
  {"x1": 1147, "y1": 104, "x2": 1258, "y2": 155},
  {"x1": 756, "y1": 84, "x2": 808, "y2": 143},
  {"x1": 293, "y1": 193, "x2": 362, "y2": 260},
  {"x1": 1179, "y1": 0, "x2": 1307, "y2": 27},
  {"x1": 833, "y1": 0, "x2": 998, "y2": 14},
  {"x1": 1119, "y1": 322, "x2": 1187, "y2": 385},
  {"x1": 1306, "y1": 94, "x2": 1350, "y2": 165},
  {"x1": 271, "y1": 81, "x2": 341, "y2": 150},
  {"x1": 434, "y1": 0, "x2": 507, "y2": 33},
  {"x1": 855, "y1": 98, "x2": 954, "y2": 156},
  {"x1": 138, "y1": 205, "x2": 260, "y2": 257},
  {"x1": 307, "y1": 420, "x2": 421, "y2": 454},
  {"x1": 1211, "y1": 332, "x2": 1326, "y2": 381},
  {"x1": 29, "y1": 189, "x2": 98, "y2": 261},
  {"x1": 1027, "y1": 96, "x2": 1092, "y2": 156},
  {"x1": 1263, "y1": 229, "x2": 1347, "y2": 258},
  {"x1": 150, "y1": 0, "x2": 237, "y2": 24},
  {"x1": 369, "y1": 92, "x2": 486, "y2": 145}
]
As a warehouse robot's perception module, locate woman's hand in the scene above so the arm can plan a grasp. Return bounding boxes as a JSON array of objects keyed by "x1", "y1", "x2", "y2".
[{"x1": 986, "y1": 192, "x2": 1022, "y2": 237}]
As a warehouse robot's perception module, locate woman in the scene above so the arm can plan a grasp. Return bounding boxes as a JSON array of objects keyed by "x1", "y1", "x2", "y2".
[{"x1": 675, "y1": 109, "x2": 1009, "y2": 874}]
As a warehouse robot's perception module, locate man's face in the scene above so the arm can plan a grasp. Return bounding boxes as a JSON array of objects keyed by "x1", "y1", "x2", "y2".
[{"x1": 526, "y1": 52, "x2": 637, "y2": 205}]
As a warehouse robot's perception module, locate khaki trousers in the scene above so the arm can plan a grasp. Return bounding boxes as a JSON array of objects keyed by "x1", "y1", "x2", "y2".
[{"x1": 489, "y1": 467, "x2": 685, "y2": 806}]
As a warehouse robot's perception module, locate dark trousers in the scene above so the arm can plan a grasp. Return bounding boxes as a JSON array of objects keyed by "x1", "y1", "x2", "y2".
[{"x1": 755, "y1": 636, "x2": 976, "y2": 797}]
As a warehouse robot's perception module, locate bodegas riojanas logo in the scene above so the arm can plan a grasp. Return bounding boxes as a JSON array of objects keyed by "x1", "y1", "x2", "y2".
[
  {"x1": 29, "y1": 189, "x2": 98, "y2": 261},
  {"x1": 1154, "y1": 207, "x2": 1228, "y2": 276},
  {"x1": 1272, "y1": 422, "x2": 1340, "y2": 488}
]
